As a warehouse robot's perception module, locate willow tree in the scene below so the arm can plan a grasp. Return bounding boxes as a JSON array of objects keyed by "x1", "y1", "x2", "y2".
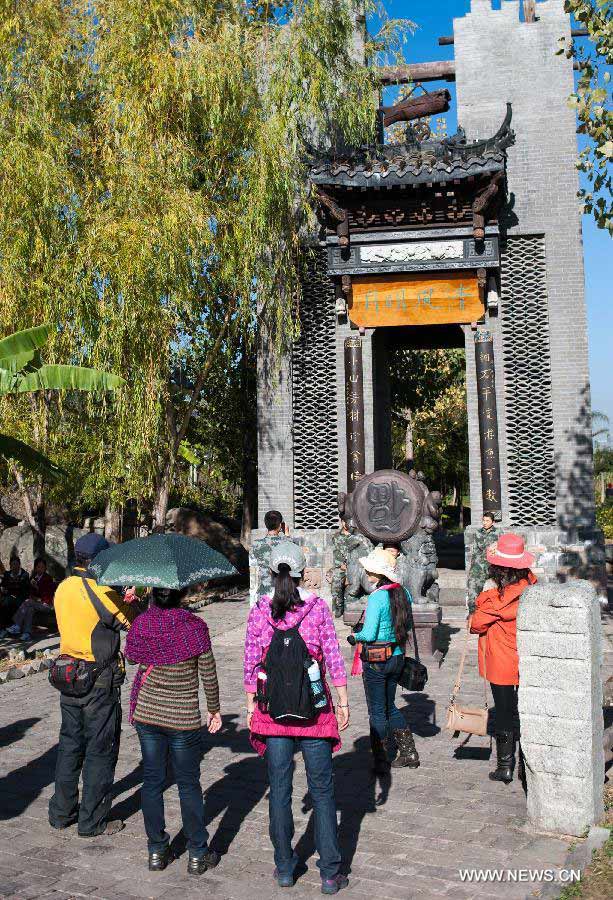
[{"x1": 0, "y1": 0, "x2": 398, "y2": 527}]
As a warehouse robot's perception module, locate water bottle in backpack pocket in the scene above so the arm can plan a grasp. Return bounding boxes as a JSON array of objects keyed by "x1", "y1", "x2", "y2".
[
  {"x1": 306, "y1": 658, "x2": 328, "y2": 709},
  {"x1": 255, "y1": 668, "x2": 268, "y2": 712}
]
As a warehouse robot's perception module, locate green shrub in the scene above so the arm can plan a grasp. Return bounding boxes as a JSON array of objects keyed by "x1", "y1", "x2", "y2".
[{"x1": 596, "y1": 503, "x2": 613, "y2": 539}]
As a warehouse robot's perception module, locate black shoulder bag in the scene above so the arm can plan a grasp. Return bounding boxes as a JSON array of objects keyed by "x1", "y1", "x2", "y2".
[
  {"x1": 398, "y1": 600, "x2": 428, "y2": 692},
  {"x1": 49, "y1": 578, "x2": 120, "y2": 698}
]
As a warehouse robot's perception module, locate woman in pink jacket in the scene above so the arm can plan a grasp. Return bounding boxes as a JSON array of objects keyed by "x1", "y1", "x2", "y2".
[{"x1": 244, "y1": 542, "x2": 349, "y2": 895}]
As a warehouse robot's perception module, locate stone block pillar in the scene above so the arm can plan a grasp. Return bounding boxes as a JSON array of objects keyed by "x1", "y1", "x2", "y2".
[{"x1": 517, "y1": 581, "x2": 604, "y2": 836}]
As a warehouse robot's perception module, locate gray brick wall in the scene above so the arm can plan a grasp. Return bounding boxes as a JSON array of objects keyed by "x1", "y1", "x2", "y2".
[{"x1": 454, "y1": 0, "x2": 595, "y2": 533}]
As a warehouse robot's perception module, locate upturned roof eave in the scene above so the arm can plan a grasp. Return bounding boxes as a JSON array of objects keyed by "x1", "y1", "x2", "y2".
[{"x1": 309, "y1": 155, "x2": 506, "y2": 191}]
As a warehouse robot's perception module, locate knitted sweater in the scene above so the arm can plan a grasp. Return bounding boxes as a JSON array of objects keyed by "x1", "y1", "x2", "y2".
[{"x1": 132, "y1": 650, "x2": 219, "y2": 730}]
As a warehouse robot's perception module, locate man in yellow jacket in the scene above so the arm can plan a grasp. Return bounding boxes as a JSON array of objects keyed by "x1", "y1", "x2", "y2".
[{"x1": 49, "y1": 533, "x2": 137, "y2": 837}]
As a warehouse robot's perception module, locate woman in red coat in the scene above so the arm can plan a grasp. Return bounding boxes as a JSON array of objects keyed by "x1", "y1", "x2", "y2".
[{"x1": 470, "y1": 533, "x2": 536, "y2": 784}]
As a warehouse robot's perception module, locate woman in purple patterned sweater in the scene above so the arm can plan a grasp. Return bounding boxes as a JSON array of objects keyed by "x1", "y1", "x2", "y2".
[
  {"x1": 126, "y1": 587, "x2": 221, "y2": 876},
  {"x1": 244, "y1": 542, "x2": 349, "y2": 895}
]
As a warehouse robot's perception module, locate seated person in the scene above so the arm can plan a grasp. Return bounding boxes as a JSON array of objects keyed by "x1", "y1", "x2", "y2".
[
  {"x1": 1, "y1": 558, "x2": 57, "y2": 642},
  {"x1": 0, "y1": 556, "x2": 30, "y2": 629}
]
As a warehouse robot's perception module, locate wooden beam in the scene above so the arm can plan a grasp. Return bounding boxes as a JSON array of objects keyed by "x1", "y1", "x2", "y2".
[
  {"x1": 380, "y1": 89, "x2": 451, "y2": 128},
  {"x1": 377, "y1": 58, "x2": 582, "y2": 85},
  {"x1": 438, "y1": 27, "x2": 588, "y2": 45},
  {"x1": 377, "y1": 61, "x2": 455, "y2": 86}
]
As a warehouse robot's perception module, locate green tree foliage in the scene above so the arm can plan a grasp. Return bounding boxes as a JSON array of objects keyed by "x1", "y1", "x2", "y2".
[
  {"x1": 0, "y1": 1, "x2": 403, "y2": 525},
  {"x1": 594, "y1": 446, "x2": 613, "y2": 474},
  {"x1": 560, "y1": 1, "x2": 613, "y2": 232},
  {"x1": 388, "y1": 347, "x2": 468, "y2": 505}
]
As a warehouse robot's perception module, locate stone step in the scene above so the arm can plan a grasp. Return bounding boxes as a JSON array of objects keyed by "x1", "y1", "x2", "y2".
[
  {"x1": 440, "y1": 587, "x2": 468, "y2": 607},
  {"x1": 438, "y1": 567, "x2": 467, "y2": 589}
]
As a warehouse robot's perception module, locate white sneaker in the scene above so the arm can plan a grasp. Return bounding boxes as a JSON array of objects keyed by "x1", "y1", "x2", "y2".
[{"x1": 20, "y1": 632, "x2": 32, "y2": 642}]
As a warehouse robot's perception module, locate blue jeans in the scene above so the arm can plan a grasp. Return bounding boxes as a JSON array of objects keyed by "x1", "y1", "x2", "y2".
[
  {"x1": 266, "y1": 737, "x2": 341, "y2": 881},
  {"x1": 362, "y1": 654, "x2": 406, "y2": 741},
  {"x1": 135, "y1": 723, "x2": 208, "y2": 857}
]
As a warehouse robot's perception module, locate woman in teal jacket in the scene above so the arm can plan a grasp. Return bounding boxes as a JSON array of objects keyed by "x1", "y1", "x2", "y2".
[{"x1": 350, "y1": 548, "x2": 419, "y2": 774}]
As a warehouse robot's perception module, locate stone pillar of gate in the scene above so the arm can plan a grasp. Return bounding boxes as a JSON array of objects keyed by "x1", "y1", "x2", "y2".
[
  {"x1": 344, "y1": 336, "x2": 366, "y2": 492},
  {"x1": 474, "y1": 327, "x2": 503, "y2": 519},
  {"x1": 336, "y1": 321, "x2": 377, "y2": 495}
]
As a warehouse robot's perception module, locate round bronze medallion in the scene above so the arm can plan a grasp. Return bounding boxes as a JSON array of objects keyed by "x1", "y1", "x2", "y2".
[{"x1": 351, "y1": 469, "x2": 424, "y2": 543}]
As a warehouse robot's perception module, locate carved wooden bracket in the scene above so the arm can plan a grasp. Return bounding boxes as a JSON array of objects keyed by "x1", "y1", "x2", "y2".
[
  {"x1": 472, "y1": 171, "x2": 504, "y2": 240},
  {"x1": 341, "y1": 274, "x2": 352, "y2": 296},
  {"x1": 316, "y1": 189, "x2": 350, "y2": 248},
  {"x1": 477, "y1": 267, "x2": 487, "y2": 307}
]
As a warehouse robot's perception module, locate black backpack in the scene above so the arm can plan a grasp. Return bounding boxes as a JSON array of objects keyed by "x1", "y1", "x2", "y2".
[{"x1": 264, "y1": 605, "x2": 316, "y2": 723}]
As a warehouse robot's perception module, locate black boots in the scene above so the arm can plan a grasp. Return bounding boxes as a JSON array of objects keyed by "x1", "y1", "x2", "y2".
[
  {"x1": 369, "y1": 730, "x2": 389, "y2": 775},
  {"x1": 187, "y1": 849, "x2": 220, "y2": 875},
  {"x1": 489, "y1": 731, "x2": 516, "y2": 784},
  {"x1": 148, "y1": 846, "x2": 173, "y2": 871},
  {"x1": 390, "y1": 728, "x2": 420, "y2": 769}
]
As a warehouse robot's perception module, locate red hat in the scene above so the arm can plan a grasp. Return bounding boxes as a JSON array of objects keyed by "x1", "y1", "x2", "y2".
[{"x1": 486, "y1": 533, "x2": 535, "y2": 569}]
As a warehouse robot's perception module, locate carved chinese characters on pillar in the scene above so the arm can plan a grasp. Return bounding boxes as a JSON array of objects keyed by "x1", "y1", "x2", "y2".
[
  {"x1": 344, "y1": 337, "x2": 366, "y2": 492},
  {"x1": 475, "y1": 330, "x2": 502, "y2": 518}
]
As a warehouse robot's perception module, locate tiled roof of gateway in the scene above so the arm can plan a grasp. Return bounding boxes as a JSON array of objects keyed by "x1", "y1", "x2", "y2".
[{"x1": 309, "y1": 104, "x2": 515, "y2": 191}]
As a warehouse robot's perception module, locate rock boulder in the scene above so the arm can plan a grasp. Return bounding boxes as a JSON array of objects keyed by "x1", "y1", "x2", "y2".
[
  {"x1": 0, "y1": 524, "x2": 87, "y2": 579},
  {"x1": 166, "y1": 508, "x2": 248, "y2": 575}
]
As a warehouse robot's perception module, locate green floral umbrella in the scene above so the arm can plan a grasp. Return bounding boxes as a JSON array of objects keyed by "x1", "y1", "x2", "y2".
[{"x1": 88, "y1": 533, "x2": 238, "y2": 589}]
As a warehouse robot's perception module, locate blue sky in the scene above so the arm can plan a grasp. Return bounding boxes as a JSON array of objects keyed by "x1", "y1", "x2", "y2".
[{"x1": 371, "y1": 0, "x2": 612, "y2": 430}]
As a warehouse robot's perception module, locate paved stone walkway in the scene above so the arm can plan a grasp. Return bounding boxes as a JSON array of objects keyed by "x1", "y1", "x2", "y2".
[{"x1": 0, "y1": 596, "x2": 579, "y2": 899}]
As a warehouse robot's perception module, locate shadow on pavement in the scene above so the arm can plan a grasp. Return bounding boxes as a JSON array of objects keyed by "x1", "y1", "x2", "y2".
[
  {"x1": 0, "y1": 716, "x2": 41, "y2": 748},
  {"x1": 435, "y1": 623, "x2": 461, "y2": 658},
  {"x1": 109, "y1": 761, "x2": 145, "y2": 822},
  {"x1": 0, "y1": 743, "x2": 57, "y2": 820},
  {"x1": 204, "y1": 715, "x2": 269, "y2": 856},
  {"x1": 399, "y1": 692, "x2": 440, "y2": 738}
]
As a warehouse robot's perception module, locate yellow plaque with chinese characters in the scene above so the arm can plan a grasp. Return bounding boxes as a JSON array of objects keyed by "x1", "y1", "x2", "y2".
[{"x1": 348, "y1": 272, "x2": 483, "y2": 327}]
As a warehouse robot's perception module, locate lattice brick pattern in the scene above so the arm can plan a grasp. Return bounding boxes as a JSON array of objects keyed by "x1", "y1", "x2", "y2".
[
  {"x1": 500, "y1": 236, "x2": 556, "y2": 526},
  {"x1": 292, "y1": 248, "x2": 338, "y2": 529}
]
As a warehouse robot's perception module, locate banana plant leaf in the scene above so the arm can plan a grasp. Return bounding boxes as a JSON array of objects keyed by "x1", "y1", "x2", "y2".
[
  {"x1": 0, "y1": 348, "x2": 43, "y2": 375},
  {"x1": 0, "y1": 432, "x2": 65, "y2": 480},
  {"x1": 0, "y1": 324, "x2": 51, "y2": 362},
  {"x1": 89, "y1": 533, "x2": 238, "y2": 589},
  {"x1": 3, "y1": 364, "x2": 125, "y2": 394}
]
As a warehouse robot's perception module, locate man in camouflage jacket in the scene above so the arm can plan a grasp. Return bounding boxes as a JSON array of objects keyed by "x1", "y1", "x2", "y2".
[
  {"x1": 249, "y1": 510, "x2": 291, "y2": 607},
  {"x1": 331, "y1": 519, "x2": 353, "y2": 618},
  {"x1": 466, "y1": 513, "x2": 499, "y2": 613}
]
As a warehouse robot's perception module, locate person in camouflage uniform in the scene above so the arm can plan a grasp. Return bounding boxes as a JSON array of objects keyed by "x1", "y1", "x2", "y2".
[
  {"x1": 331, "y1": 518, "x2": 353, "y2": 618},
  {"x1": 249, "y1": 510, "x2": 290, "y2": 607},
  {"x1": 466, "y1": 513, "x2": 500, "y2": 613}
]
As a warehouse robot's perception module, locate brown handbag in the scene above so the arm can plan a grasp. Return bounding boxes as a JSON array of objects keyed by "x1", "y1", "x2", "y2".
[{"x1": 445, "y1": 617, "x2": 488, "y2": 737}]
